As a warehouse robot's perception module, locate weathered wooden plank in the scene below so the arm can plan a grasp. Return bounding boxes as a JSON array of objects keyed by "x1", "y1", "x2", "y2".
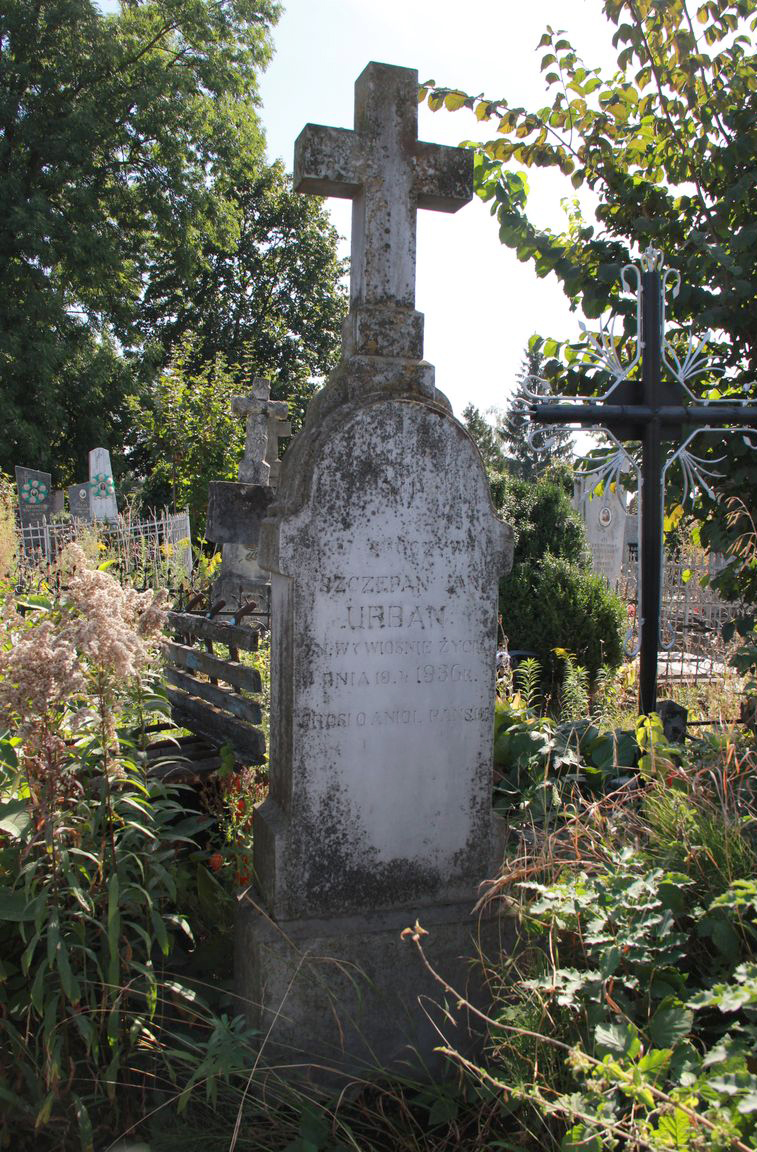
[
  {"x1": 165, "y1": 668, "x2": 262, "y2": 727},
  {"x1": 163, "y1": 640, "x2": 261, "y2": 693},
  {"x1": 149, "y1": 756, "x2": 222, "y2": 782},
  {"x1": 167, "y1": 612, "x2": 259, "y2": 652},
  {"x1": 166, "y1": 689, "x2": 266, "y2": 763}
]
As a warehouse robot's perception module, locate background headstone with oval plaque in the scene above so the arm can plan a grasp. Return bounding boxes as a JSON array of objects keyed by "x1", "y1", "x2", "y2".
[{"x1": 68, "y1": 483, "x2": 92, "y2": 521}]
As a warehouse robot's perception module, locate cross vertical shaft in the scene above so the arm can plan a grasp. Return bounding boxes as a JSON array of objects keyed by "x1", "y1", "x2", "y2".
[
  {"x1": 294, "y1": 61, "x2": 472, "y2": 364},
  {"x1": 639, "y1": 268, "x2": 663, "y2": 715}
]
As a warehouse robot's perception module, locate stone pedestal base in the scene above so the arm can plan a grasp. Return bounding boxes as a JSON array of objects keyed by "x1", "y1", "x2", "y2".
[{"x1": 235, "y1": 896, "x2": 513, "y2": 1086}]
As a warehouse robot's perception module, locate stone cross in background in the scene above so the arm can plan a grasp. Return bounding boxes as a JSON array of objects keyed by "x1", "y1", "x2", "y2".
[
  {"x1": 88, "y1": 447, "x2": 118, "y2": 521},
  {"x1": 231, "y1": 379, "x2": 290, "y2": 487},
  {"x1": 239, "y1": 62, "x2": 513, "y2": 1082},
  {"x1": 205, "y1": 380, "x2": 290, "y2": 616}
]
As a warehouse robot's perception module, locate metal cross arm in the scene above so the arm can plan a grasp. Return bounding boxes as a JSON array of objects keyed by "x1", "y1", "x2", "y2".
[
  {"x1": 525, "y1": 245, "x2": 757, "y2": 717},
  {"x1": 534, "y1": 403, "x2": 757, "y2": 430},
  {"x1": 294, "y1": 62, "x2": 471, "y2": 317}
]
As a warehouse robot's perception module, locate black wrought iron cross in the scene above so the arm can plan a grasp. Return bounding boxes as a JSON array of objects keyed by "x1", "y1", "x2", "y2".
[{"x1": 528, "y1": 246, "x2": 757, "y2": 715}]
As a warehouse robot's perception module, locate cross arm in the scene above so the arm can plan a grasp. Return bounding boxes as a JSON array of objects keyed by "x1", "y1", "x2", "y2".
[
  {"x1": 415, "y1": 141, "x2": 473, "y2": 212},
  {"x1": 533, "y1": 402, "x2": 757, "y2": 427},
  {"x1": 294, "y1": 124, "x2": 360, "y2": 198}
]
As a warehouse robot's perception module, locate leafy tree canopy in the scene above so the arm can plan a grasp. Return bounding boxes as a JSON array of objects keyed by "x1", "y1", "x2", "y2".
[
  {"x1": 1, "y1": 0, "x2": 346, "y2": 490},
  {"x1": 500, "y1": 346, "x2": 573, "y2": 480},
  {"x1": 421, "y1": 0, "x2": 757, "y2": 602}
]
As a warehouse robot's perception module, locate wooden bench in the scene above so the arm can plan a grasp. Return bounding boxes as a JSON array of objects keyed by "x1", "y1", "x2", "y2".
[{"x1": 151, "y1": 607, "x2": 266, "y2": 780}]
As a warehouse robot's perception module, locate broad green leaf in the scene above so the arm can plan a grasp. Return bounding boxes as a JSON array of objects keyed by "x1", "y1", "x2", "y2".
[
  {"x1": 656, "y1": 1108, "x2": 691, "y2": 1147},
  {"x1": 595, "y1": 1020, "x2": 641, "y2": 1059},
  {"x1": 0, "y1": 889, "x2": 35, "y2": 921},
  {"x1": 647, "y1": 999, "x2": 694, "y2": 1049}
]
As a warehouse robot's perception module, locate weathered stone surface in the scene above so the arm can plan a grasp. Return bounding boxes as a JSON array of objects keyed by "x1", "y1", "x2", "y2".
[
  {"x1": 205, "y1": 482, "x2": 274, "y2": 547},
  {"x1": 295, "y1": 61, "x2": 472, "y2": 357},
  {"x1": 88, "y1": 447, "x2": 118, "y2": 522},
  {"x1": 236, "y1": 900, "x2": 515, "y2": 1082},
  {"x1": 237, "y1": 59, "x2": 511, "y2": 1083},
  {"x1": 255, "y1": 399, "x2": 511, "y2": 922}
]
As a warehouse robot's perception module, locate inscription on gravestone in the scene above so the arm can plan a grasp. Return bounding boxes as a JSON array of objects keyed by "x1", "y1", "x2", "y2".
[{"x1": 573, "y1": 475, "x2": 627, "y2": 588}]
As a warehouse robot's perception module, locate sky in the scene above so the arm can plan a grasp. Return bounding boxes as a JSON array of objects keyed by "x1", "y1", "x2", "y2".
[{"x1": 258, "y1": 0, "x2": 620, "y2": 420}]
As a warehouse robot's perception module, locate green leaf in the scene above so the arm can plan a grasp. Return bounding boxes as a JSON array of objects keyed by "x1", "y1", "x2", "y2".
[
  {"x1": 428, "y1": 1095, "x2": 459, "y2": 1126},
  {"x1": 656, "y1": 1108, "x2": 691, "y2": 1147},
  {"x1": 562, "y1": 1125, "x2": 601, "y2": 1152},
  {"x1": 0, "y1": 888, "x2": 35, "y2": 921},
  {"x1": 0, "y1": 799, "x2": 31, "y2": 839},
  {"x1": 595, "y1": 1020, "x2": 641, "y2": 1059},
  {"x1": 648, "y1": 999, "x2": 693, "y2": 1049}
]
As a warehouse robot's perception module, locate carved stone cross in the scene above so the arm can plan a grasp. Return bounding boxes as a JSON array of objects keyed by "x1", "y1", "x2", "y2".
[
  {"x1": 232, "y1": 378, "x2": 289, "y2": 487},
  {"x1": 295, "y1": 61, "x2": 472, "y2": 360}
]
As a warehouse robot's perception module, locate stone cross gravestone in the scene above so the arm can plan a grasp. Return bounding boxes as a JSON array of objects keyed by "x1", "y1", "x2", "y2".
[
  {"x1": 206, "y1": 379, "x2": 291, "y2": 614},
  {"x1": 237, "y1": 62, "x2": 513, "y2": 1081},
  {"x1": 88, "y1": 447, "x2": 118, "y2": 522},
  {"x1": 232, "y1": 379, "x2": 290, "y2": 487}
]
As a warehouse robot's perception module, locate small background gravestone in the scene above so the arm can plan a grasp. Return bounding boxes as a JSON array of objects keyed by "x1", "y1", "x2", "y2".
[
  {"x1": 15, "y1": 466, "x2": 53, "y2": 552},
  {"x1": 88, "y1": 447, "x2": 118, "y2": 522},
  {"x1": 237, "y1": 61, "x2": 514, "y2": 1082},
  {"x1": 573, "y1": 474, "x2": 628, "y2": 587},
  {"x1": 205, "y1": 379, "x2": 289, "y2": 617},
  {"x1": 68, "y1": 483, "x2": 92, "y2": 521}
]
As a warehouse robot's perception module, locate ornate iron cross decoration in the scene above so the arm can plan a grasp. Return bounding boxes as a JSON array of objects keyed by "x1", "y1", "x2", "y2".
[{"x1": 527, "y1": 246, "x2": 757, "y2": 715}]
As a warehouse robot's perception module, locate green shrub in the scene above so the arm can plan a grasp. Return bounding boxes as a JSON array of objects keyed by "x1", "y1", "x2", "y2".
[{"x1": 500, "y1": 553, "x2": 625, "y2": 694}]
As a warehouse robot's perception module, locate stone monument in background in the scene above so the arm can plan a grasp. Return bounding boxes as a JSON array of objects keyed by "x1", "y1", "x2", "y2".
[
  {"x1": 88, "y1": 447, "x2": 118, "y2": 522},
  {"x1": 573, "y1": 475, "x2": 628, "y2": 588},
  {"x1": 68, "y1": 482, "x2": 91, "y2": 520},
  {"x1": 15, "y1": 466, "x2": 53, "y2": 549},
  {"x1": 236, "y1": 61, "x2": 513, "y2": 1081},
  {"x1": 205, "y1": 379, "x2": 290, "y2": 617}
]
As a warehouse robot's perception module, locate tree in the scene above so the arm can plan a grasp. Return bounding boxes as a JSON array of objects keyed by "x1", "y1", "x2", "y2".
[
  {"x1": 129, "y1": 339, "x2": 246, "y2": 533},
  {"x1": 462, "y1": 403, "x2": 509, "y2": 507},
  {"x1": 137, "y1": 161, "x2": 347, "y2": 435},
  {"x1": 500, "y1": 346, "x2": 573, "y2": 479},
  {"x1": 1, "y1": 0, "x2": 346, "y2": 482},
  {"x1": 420, "y1": 0, "x2": 757, "y2": 601},
  {"x1": 497, "y1": 471, "x2": 624, "y2": 692}
]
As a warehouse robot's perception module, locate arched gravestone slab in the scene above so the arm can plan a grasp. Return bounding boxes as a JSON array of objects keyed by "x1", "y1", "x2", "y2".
[
  {"x1": 239, "y1": 391, "x2": 512, "y2": 1080},
  {"x1": 256, "y1": 399, "x2": 509, "y2": 920}
]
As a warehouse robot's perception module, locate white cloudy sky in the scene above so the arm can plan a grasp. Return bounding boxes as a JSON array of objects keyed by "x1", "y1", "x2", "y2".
[{"x1": 259, "y1": 0, "x2": 620, "y2": 418}]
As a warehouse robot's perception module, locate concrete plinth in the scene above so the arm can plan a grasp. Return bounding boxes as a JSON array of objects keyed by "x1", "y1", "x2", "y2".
[{"x1": 236, "y1": 896, "x2": 513, "y2": 1085}]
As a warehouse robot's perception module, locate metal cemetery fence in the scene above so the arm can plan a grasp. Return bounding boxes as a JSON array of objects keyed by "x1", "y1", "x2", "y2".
[
  {"x1": 15, "y1": 509, "x2": 193, "y2": 591},
  {"x1": 617, "y1": 548, "x2": 743, "y2": 687}
]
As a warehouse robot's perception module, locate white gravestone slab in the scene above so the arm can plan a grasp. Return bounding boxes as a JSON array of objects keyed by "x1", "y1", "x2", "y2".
[
  {"x1": 88, "y1": 447, "x2": 118, "y2": 522},
  {"x1": 257, "y1": 401, "x2": 510, "y2": 919}
]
